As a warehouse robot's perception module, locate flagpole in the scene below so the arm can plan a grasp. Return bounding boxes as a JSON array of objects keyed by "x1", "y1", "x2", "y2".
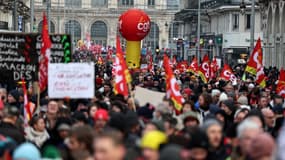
[
  {"x1": 37, "y1": 83, "x2": 40, "y2": 115},
  {"x1": 128, "y1": 83, "x2": 136, "y2": 112}
]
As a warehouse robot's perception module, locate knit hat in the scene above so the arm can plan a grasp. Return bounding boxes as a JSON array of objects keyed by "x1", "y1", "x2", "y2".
[
  {"x1": 202, "y1": 118, "x2": 222, "y2": 131},
  {"x1": 219, "y1": 92, "x2": 228, "y2": 102},
  {"x1": 182, "y1": 111, "x2": 200, "y2": 124},
  {"x1": 94, "y1": 109, "x2": 109, "y2": 121},
  {"x1": 237, "y1": 95, "x2": 248, "y2": 105},
  {"x1": 156, "y1": 103, "x2": 170, "y2": 114},
  {"x1": 187, "y1": 128, "x2": 209, "y2": 149},
  {"x1": 248, "y1": 83, "x2": 255, "y2": 89},
  {"x1": 137, "y1": 103, "x2": 155, "y2": 120},
  {"x1": 150, "y1": 120, "x2": 165, "y2": 132},
  {"x1": 13, "y1": 143, "x2": 41, "y2": 160},
  {"x1": 141, "y1": 131, "x2": 168, "y2": 150},
  {"x1": 248, "y1": 132, "x2": 275, "y2": 159},
  {"x1": 222, "y1": 99, "x2": 236, "y2": 112},
  {"x1": 159, "y1": 144, "x2": 182, "y2": 160},
  {"x1": 211, "y1": 89, "x2": 221, "y2": 97},
  {"x1": 8, "y1": 90, "x2": 20, "y2": 102},
  {"x1": 108, "y1": 112, "x2": 126, "y2": 132},
  {"x1": 42, "y1": 145, "x2": 62, "y2": 160}
]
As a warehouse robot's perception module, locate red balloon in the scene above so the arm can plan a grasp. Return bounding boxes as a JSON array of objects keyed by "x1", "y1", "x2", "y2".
[{"x1": 119, "y1": 8, "x2": 151, "y2": 41}]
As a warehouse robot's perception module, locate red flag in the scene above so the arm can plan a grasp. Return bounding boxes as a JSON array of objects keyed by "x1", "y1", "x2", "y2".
[
  {"x1": 106, "y1": 47, "x2": 113, "y2": 61},
  {"x1": 39, "y1": 13, "x2": 51, "y2": 92},
  {"x1": 21, "y1": 79, "x2": 35, "y2": 126},
  {"x1": 210, "y1": 57, "x2": 219, "y2": 79},
  {"x1": 148, "y1": 55, "x2": 153, "y2": 72},
  {"x1": 277, "y1": 68, "x2": 285, "y2": 98},
  {"x1": 198, "y1": 55, "x2": 210, "y2": 83},
  {"x1": 220, "y1": 64, "x2": 237, "y2": 82},
  {"x1": 187, "y1": 57, "x2": 199, "y2": 74},
  {"x1": 163, "y1": 54, "x2": 185, "y2": 113},
  {"x1": 113, "y1": 36, "x2": 131, "y2": 97},
  {"x1": 245, "y1": 38, "x2": 262, "y2": 75},
  {"x1": 176, "y1": 61, "x2": 188, "y2": 73},
  {"x1": 256, "y1": 65, "x2": 266, "y2": 88},
  {"x1": 170, "y1": 57, "x2": 177, "y2": 68},
  {"x1": 97, "y1": 55, "x2": 104, "y2": 65}
]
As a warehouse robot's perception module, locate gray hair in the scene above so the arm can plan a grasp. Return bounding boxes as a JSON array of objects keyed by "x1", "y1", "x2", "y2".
[{"x1": 237, "y1": 118, "x2": 260, "y2": 138}]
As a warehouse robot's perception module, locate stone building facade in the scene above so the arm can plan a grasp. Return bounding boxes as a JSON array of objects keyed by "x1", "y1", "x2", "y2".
[
  {"x1": 260, "y1": 0, "x2": 285, "y2": 68},
  {"x1": 33, "y1": 0, "x2": 180, "y2": 49}
]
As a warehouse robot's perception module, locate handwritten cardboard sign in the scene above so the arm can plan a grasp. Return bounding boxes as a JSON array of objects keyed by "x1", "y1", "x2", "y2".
[
  {"x1": 134, "y1": 86, "x2": 165, "y2": 107},
  {"x1": 48, "y1": 63, "x2": 95, "y2": 99},
  {"x1": 0, "y1": 32, "x2": 72, "y2": 82}
]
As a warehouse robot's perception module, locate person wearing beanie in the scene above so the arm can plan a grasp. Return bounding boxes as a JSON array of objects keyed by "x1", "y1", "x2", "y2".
[
  {"x1": 94, "y1": 109, "x2": 109, "y2": 133},
  {"x1": 7, "y1": 90, "x2": 20, "y2": 108},
  {"x1": 202, "y1": 119, "x2": 229, "y2": 160},
  {"x1": 13, "y1": 143, "x2": 41, "y2": 160},
  {"x1": 42, "y1": 145, "x2": 62, "y2": 160},
  {"x1": 211, "y1": 89, "x2": 221, "y2": 105},
  {"x1": 159, "y1": 144, "x2": 183, "y2": 160},
  {"x1": 220, "y1": 99, "x2": 236, "y2": 125},
  {"x1": 141, "y1": 130, "x2": 168, "y2": 160},
  {"x1": 0, "y1": 106, "x2": 24, "y2": 144},
  {"x1": 187, "y1": 127, "x2": 209, "y2": 160},
  {"x1": 143, "y1": 120, "x2": 165, "y2": 136},
  {"x1": 247, "y1": 132, "x2": 276, "y2": 160}
]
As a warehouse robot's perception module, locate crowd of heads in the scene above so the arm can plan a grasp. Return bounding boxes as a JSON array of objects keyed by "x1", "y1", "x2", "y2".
[{"x1": 0, "y1": 63, "x2": 284, "y2": 160}]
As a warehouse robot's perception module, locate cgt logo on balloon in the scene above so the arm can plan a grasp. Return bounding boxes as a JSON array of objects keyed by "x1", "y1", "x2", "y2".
[{"x1": 137, "y1": 22, "x2": 150, "y2": 33}]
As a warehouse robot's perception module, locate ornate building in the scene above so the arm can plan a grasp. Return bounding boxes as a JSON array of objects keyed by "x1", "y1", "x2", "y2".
[
  {"x1": 175, "y1": 0, "x2": 263, "y2": 64},
  {"x1": 260, "y1": 0, "x2": 285, "y2": 68},
  {"x1": 33, "y1": 0, "x2": 180, "y2": 49}
]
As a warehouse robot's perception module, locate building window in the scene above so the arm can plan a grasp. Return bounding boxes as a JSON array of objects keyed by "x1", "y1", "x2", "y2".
[
  {"x1": 65, "y1": 0, "x2": 82, "y2": 8},
  {"x1": 118, "y1": 0, "x2": 134, "y2": 6},
  {"x1": 232, "y1": 14, "x2": 239, "y2": 30},
  {"x1": 246, "y1": 14, "x2": 251, "y2": 29},
  {"x1": 38, "y1": 20, "x2": 55, "y2": 33},
  {"x1": 148, "y1": 0, "x2": 155, "y2": 6},
  {"x1": 91, "y1": 0, "x2": 107, "y2": 7},
  {"x1": 65, "y1": 20, "x2": 81, "y2": 41},
  {"x1": 143, "y1": 22, "x2": 159, "y2": 50},
  {"x1": 169, "y1": 22, "x2": 179, "y2": 44},
  {"x1": 91, "y1": 21, "x2": 108, "y2": 46},
  {"x1": 167, "y1": 0, "x2": 179, "y2": 10}
]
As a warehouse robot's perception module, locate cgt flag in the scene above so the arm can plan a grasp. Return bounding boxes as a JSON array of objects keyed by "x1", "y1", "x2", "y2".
[
  {"x1": 187, "y1": 57, "x2": 199, "y2": 74},
  {"x1": 245, "y1": 38, "x2": 266, "y2": 88},
  {"x1": 276, "y1": 68, "x2": 285, "y2": 98},
  {"x1": 210, "y1": 57, "x2": 219, "y2": 79},
  {"x1": 245, "y1": 38, "x2": 262, "y2": 75},
  {"x1": 39, "y1": 13, "x2": 51, "y2": 92},
  {"x1": 163, "y1": 54, "x2": 185, "y2": 113},
  {"x1": 113, "y1": 36, "x2": 131, "y2": 97},
  {"x1": 220, "y1": 64, "x2": 237, "y2": 83},
  {"x1": 198, "y1": 55, "x2": 210, "y2": 83}
]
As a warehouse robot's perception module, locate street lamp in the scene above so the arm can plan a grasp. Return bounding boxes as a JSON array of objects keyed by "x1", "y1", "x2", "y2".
[
  {"x1": 240, "y1": 0, "x2": 246, "y2": 15},
  {"x1": 240, "y1": 0, "x2": 255, "y2": 53}
]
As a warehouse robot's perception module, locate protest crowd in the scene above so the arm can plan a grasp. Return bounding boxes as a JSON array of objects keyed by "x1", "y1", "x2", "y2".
[{"x1": 1, "y1": 12, "x2": 285, "y2": 160}]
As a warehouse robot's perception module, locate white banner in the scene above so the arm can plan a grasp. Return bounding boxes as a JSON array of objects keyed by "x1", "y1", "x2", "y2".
[
  {"x1": 48, "y1": 63, "x2": 95, "y2": 98},
  {"x1": 134, "y1": 86, "x2": 165, "y2": 107}
]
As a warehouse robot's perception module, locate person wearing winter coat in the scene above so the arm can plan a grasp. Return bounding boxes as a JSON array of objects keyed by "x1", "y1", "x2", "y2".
[{"x1": 25, "y1": 116, "x2": 50, "y2": 147}]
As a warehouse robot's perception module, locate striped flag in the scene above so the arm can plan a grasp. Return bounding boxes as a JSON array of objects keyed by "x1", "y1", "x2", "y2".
[
  {"x1": 113, "y1": 36, "x2": 131, "y2": 97},
  {"x1": 164, "y1": 54, "x2": 185, "y2": 113},
  {"x1": 21, "y1": 79, "x2": 35, "y2": 126},
  {"x1": 39, "y1": 13, "x2": 51, "y2": 92}
]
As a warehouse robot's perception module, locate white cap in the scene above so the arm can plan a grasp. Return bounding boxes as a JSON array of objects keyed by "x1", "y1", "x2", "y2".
[{"x1": 248, "y1": 83, "x2": 255, "y2": 88}]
